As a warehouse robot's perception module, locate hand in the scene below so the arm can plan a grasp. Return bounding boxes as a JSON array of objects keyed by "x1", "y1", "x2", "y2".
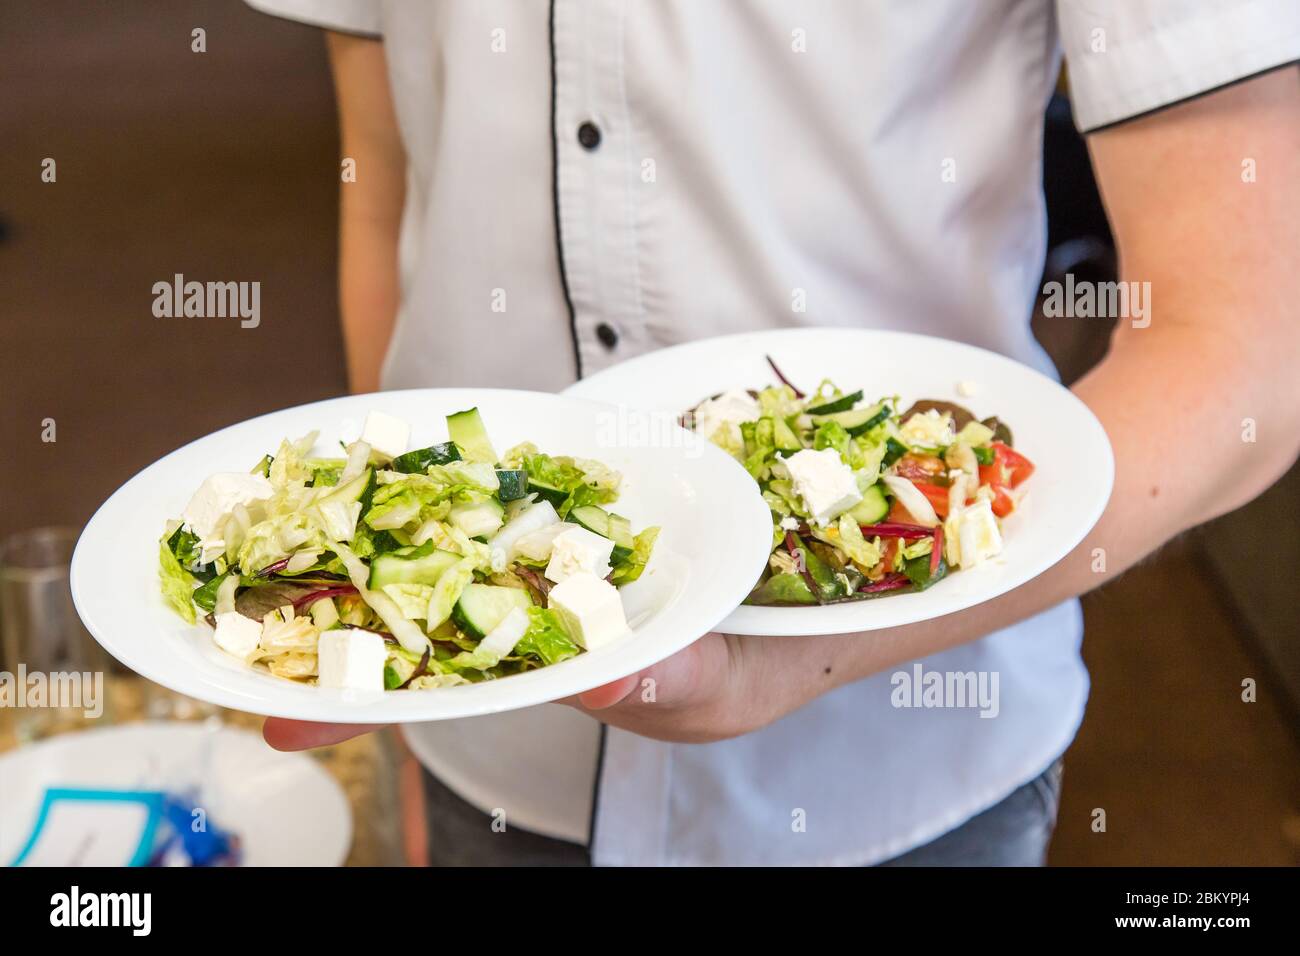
[
  {"x1": 264, "y1": 631, "x2": 767, "y2": 751},
  {"x1": 263, "y1": 717, "x2": 380, "y2": 751},
  {"x1": 559, "y1": 631, "x2": 769, "y2": 743}
]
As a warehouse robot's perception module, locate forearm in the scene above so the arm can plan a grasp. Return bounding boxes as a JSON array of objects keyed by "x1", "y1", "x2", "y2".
[
  {"x1": 338, "y1": 196, "x2": 403, "y2": 393},
  {"x1": 327, "y1": 31, "x2": 406, "y2": 394},
  {"x1": 749, "y1": 320, "x2": 1298, "y2": 714},
  {"x1": 747, "y1": 68, "x2": 1300, "y2": 722}
]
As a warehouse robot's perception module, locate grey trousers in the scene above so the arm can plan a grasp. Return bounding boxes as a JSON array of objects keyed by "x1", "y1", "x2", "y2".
[{"x1": 421, "y1": 758, "x2": 1065, "y2": 867}]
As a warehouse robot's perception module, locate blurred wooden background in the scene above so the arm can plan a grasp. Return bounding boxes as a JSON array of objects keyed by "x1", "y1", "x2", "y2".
[{"x1": 1, "y1": 0, "x2": 1295, "y2": 865}]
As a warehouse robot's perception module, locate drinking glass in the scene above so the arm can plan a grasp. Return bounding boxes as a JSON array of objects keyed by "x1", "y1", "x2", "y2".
[{"x1": 0, "y1": 527, "x2": 113, "y2": 741}]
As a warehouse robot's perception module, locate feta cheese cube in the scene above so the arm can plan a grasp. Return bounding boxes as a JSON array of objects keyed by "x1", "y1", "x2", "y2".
[
  {"x1": 952, "y1": 498, "x2": 1003, "y2": 568},
  {"x1": 779, "y1": 515, "x2": 800, "y2": 531},
  {"x1": 899, "y1": 409, "x2": 956, "y2": 448},
  {"x1": 783, "y1": 448, "x2": 862, "y2": 526},
  {"x1": 182, "y1": 472, "x2": 274, "y2": 564},
  {"x1": 360, "y1": 410, "x2": 411, "y2": 461},
  {"x1": 317, "y1": 627, "x2": 388, "y2": 691},
  {"x1": 692, "y1": 388, "x2": 760, "y2": 444},
  {"x1": 544, "y1": 526, "x2": 616, "y2": 584},
  {"x1": 477, "y1": 606, "x2": 531, "y2": 658},
  {"x1": 212, "y1": 611, "x2": 262, "y2": 662},
  {"x1": 547, "y1": 572, "x2": 629, "y2": 650}
]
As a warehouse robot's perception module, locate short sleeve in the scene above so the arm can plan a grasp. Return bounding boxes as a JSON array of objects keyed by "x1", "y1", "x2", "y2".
[
  {"x1": 1057, "y1": 0, "x2": 1300, "y2": 132},
  {"x1": 244, "y1": 0, "x2": 382, "y2": 38}
]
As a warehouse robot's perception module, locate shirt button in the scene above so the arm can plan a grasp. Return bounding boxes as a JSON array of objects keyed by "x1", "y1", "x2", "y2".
[
  {"x1": 577, "y1": 121, "x2": 602, "y2": 151},
  {"x1": 595, "y1": 323, "x2": 618, "y2": 349}
]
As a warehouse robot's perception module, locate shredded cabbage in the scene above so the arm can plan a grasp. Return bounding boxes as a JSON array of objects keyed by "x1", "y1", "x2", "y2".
[{"x1": 159, "y1": 415, "x2": 657, "y2": 690}]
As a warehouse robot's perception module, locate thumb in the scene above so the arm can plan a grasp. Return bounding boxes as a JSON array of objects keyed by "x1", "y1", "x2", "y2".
[
  {"x1": 570, "y1": 672, "x2": 642, "y2": 710},
  {"x1": 263, "y1": 718, "x2": 380, "y2": 751}
]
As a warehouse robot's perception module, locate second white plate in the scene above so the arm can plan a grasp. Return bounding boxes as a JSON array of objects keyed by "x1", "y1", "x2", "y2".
[
  {"x1": 565, "y1": 329, "x2": 1113, "y2": 636},
  {"x1": 0, "y1": 723, "x2": 351, "y2": 866}
]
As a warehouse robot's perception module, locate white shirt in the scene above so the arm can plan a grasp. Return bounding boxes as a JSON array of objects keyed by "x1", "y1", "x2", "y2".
[{"x1": 250, "y1": 0, "x2": 1300, "y2": 865}]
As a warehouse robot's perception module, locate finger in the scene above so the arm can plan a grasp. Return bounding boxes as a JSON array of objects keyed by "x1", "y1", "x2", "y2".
[
  {"x1": 574, "y1": 672, "x2": 642, "y2": 710},
  {"x1": 263, "y1": 718, "x2": 380, "y2": 751}
]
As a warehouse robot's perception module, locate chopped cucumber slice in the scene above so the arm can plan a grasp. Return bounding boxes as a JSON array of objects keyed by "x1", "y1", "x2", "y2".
[
  {"x1": 812, "y1": 403, "x2": 889, "y2": 436},
  {"x1": 495, "y1": 469, "x2": 529, "y2": 501},
  {"x1": 805, "y1": 390, "x2": 863, "y2": 415},
  {"x1": 367, "y1": 545, "x2": 462, "y2": 590},
  {"x1": 452, "y1": 583, "x2": 535, "y2": 639},
  {"x1": 848, "y1": 483, "x2": 889, "y2": 524},
  {"x1": 392, "y1": 442, "x2": 462, "y2": 474},
  {"x1": 446, "y1": 407, "x2": 497, "y2": 464},
  {"x1": 527, "y1": 477, "x2": 569, "y2": 507},
  {"x1": 568, "y1": 505, "x2": 635, "y2": 562},
  {"x1": 309, "y1": 597, "x2": 339, "y2": 629},
  {"x1": 321, "y1": 467, "x2": 372, "y2": 505},
  {"x1": 772, "y1": 417, "x2": 803, "y2": 452}
]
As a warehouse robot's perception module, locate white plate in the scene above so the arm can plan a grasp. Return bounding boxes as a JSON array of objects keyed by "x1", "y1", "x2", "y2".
[
  {"x1": 565, "y1": 329, "x2": 1114, "y2": 636},
  {"x1": 71, "y1": 390, "x2": 769, "y2": 722},
  {"x1": 0, "y1": 723, "x2": 351, "y2": 866}
]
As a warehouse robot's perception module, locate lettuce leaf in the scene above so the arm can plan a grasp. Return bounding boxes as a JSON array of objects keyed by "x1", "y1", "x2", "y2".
[
  {"x1": 756, "y1": 385, "x2": 802, "y2": 420},
  {"x1": 813, "y1": 420, "x2": 879, "y2": 472},
  {"x1": 610, "y1": 526, "x2": 659, "y2": 586},
  {"x1": 350, "y1": 523, "x2": 402, "y2": 560},
  {"x1": 236, "y1": 512, "x2": 325, "y2": 575},
  {"x1": 159, "y1": 540, "x2": 198, "y2": 624},
  {"x1": 765, "y1": 479, "x2": 808, "y2": 519},
  {"x1": 522, "y1": 453, "x2": 620, "y2": 517},
  {"x1": 362, "y1": 489, "x2": 426, "y2": 531},
  {"x1": 852, "y1": 436, "x2": 888, "y2": 485},
  {"x1": 381, "y1": 582, "x2": 435, "y2": 621},
  {"x1": 191, "y1": 568, "x2": 236, "y2": 613},
  {"x1": 740, "y1": 418, "x2": 776, "y2": 479},
  {"x1": 364, "y1": 462, "x2": 496, "y2": 531},
  {"x1": 514, "y1": 607, "x2": 581, "y2": 666},
  {"x1": 442, "y1": 646, "x2": 505, "y2": 674},
  {"x1": 498, "y1": 441, "x2": 537, "y2": 470},
  {"x1": 165, "y1": 525, "x2": 210, "y2": 577},
  {"x1": 267, "y1": 432, "x2": 317, "y2": 489},
  {"x1": 809, "y1": 515, "x2": 881, "y2": 571}
]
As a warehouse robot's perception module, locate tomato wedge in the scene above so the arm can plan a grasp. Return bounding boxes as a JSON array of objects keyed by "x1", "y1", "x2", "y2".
[
  {"x1": 911, "y1": 481, "x2": 951, "y2": 519},
  {"x1": 985, "y1": 442, "x2": 1034, "y2": 488},
  {"x1": 987, "y1": 484, "x2": 1016, "y2": 517}
]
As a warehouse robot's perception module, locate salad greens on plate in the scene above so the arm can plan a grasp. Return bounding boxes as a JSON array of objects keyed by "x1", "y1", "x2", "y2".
[
  {"x1": 159, "y1": 407, "x2": 659, "y2": 692},
  {"x1": 687, "y1": 358, "x2": 1035, "y2": 606}
]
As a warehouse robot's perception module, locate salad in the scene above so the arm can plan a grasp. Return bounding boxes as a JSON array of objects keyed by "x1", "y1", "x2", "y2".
[
  {"x1": 686, "y1": 359, "x2": 1035, "y2": 606},
  {"x1": 158, "y1": 407, "x2": 658, "y2": 692}
]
